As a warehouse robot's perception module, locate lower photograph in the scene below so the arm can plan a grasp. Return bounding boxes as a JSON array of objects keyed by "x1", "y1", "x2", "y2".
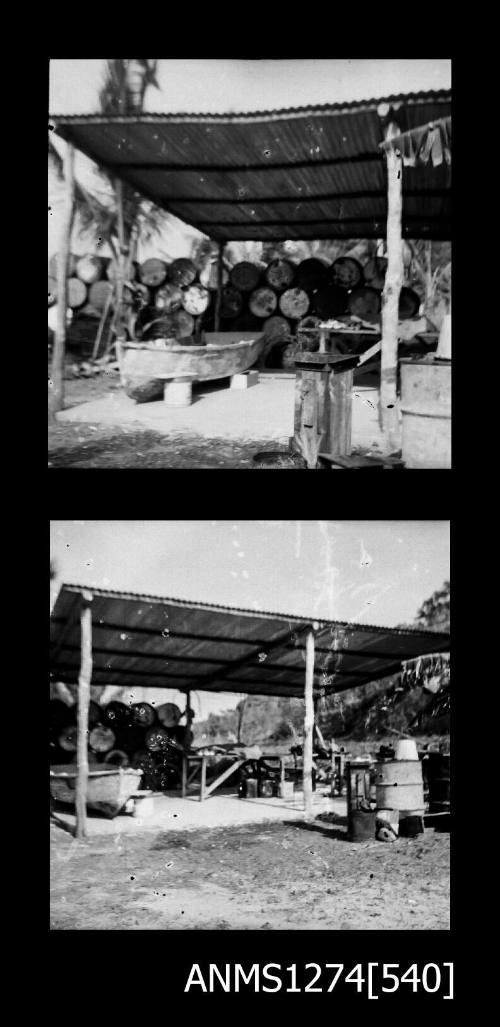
[{"x1": 49, "y1": 519, "x2": 450, "y2": 931}]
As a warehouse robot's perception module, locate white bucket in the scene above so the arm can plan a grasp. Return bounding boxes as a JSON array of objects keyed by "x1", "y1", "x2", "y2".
[{"x1": 395, "y1": 738, "x2": 419, "y2": 761}]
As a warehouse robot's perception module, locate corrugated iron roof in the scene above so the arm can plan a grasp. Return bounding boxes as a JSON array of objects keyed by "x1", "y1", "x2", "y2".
[
  {"x1": 50, "y1": 584, "x2": 450, "y2": 699},
  {"x1": 51, "y1": 91, "x2": 451, "y2": 241}
]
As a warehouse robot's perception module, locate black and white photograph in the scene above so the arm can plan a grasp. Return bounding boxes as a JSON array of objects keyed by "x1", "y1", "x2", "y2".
[
  {"x1": 48, "y1": 59, "x2": 451, "y2": 470},
  {"x1": 50, "y1": 520, "x2": 450, "y2": 932}
]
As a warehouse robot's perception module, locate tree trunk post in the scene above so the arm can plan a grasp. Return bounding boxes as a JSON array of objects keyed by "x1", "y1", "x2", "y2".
[
  {"x1": 214, "y1": 242, "x2": 224, "y2": 331},
  {"x1": 49, "y1": 142, "x2": 75, "y2": 422},
  {"x1": 303, "y1": 629, "x2": 315, "y2": 819},
  {"x1": 380, "y1": 121, "x2": 404, "y2": 453},
  {"x1": 76, "y1": 590, "x2": 93, "y2": 840},
  {"x1": 114, "y1": 177, "x2": 127, "y2": 339}
]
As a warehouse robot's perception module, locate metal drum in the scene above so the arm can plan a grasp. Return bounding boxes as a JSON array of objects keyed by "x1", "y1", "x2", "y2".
[
  {"x1": 249, "y1": 287, "x2": 278, "y2": 319},
  {"x1": 58, "y1": 725, "x2": 78, "y2": 752},
  {"x1": 89, "y1": 725, "x2": 116, "y2": 753},
  {"x1": 265, "y1": 258, "x2": 295, "y2": 292},
  {"x1": 229, "y1": 261, "x2": 261, "y2": 292},
  {"x1": 145, "y1": 725, "x2": 171, "y2": 752},
  {"x1": 279, "y1": 288, "x2": 310, "y2": 320},
  {"x1": 220, "y1": 286, "x2": 243, "y2": 319},
  {"x1": 167, "y1": 258, "x2": 197, "y2": 287},
  {"x1": 331, "y1": 256, "x2": 364, "y2": 290},
  {"x1": 375, "y1": 759, "x2": 425, "y2": 814},
  {"x1": 181, "y1": 284, "x2": 210, "y2": 316},
  {"x1": 76, "y1": 254, "x2": 105, "y2": 284},
  {"x1": 131, "y1": 702, "x2": 157, "y2": 728},
  {"x1": 426, "y1": 753, "x2": 450, "y2": 813},
  {"x1": 157, "y1": 703, "x2": 181, "y2": 728},
  {"x1": 295, "y1": 258, "x2": 329, "y2": 292},
  {"x1": 363, "y1": 257, "x2": 387, "y2": 289},
  {"x1": 154, "y1": 284, "x2": 183, "y2": 313},
  {"x1": 139, "y1": 259, "x2": 168, "y2": 288},
  {"x1": 400, "y1": 358, "x2": 451, "y2": 469},
  {"x1": 399, "y1": 287, "x2": 420, "y2": 320},
  {"x1": 312, "y1": 284, "x2": 348, "y2": 319},
  {"x1": 347, "y1": 286, "x2": 381, "y2": 322},
  {"x1": 67, "y1": 278, "x2": 88, "y2": 310}
]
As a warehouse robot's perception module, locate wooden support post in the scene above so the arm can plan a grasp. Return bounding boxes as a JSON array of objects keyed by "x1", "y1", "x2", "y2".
[
  {"x1": 380, "y1": 120, "x2": 404, "y2": 453},
  {"x1": 214, "y1": 242, "x2": 223, "y2": 331},
  {"x1": 49, "y1": 142, "x2": 75, "y2": 422},
  {"x1": 303, "y1": 629, "x2": 315, "y2": 819},
  {"x1": 200, "y1": 755, "x2": 207, "y2": 802},
  {"x1": 327, "y1": 369, "x2": 354, "y2": 458},
  {"x1": 181, "y1": 754, "x2": 187, "y2": 798},
  {"x1": 114, "y1": 177, "x2": 126, "y2": 340},
  {"x1": 76, "y1": 590, "x2": 93, "y2": 840}
]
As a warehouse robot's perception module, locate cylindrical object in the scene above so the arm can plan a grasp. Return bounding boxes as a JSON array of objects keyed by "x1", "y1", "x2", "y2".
[
  {"x1": 220, "y1": 285, "x2": 243, "y2": 319},
  {"x1": 229, "y1": 261, "x2": 261, "y2": 292},
  {"x1": 263, "y1": 314, "x2": 290, "y2": 341},
  {"x1": 103, "y1": 749, "x2": 129, "y2": 767},
  {"x1": 48, "y1": 276, "x2": 58, "y2": 306},
  {"x1": 58, "y1": 724, "x2": 78, "y2": 752},
  {"x1": 244, "y1": 778, "x2": 258, "y2": 798},
  {"x1": 426, "y1": 753, "x2": 450, "y2": 811},
  {"x1": 249, "y1": 286, "x2": 278, "y2": 319},
  {"x1": 167, "y1": 258, "x2": 197, "y2": 287},
  {"x1": 76, "y1": 254, "x2": 105, "y2": 284},
  {"x1": 258, "y1": 779, "x2": 274, "y2": 798},
  {"x1": 398, "y1": 813, "x2": 424, "y2": 837},
  {"x1": 145, "y1": 725, "x2": 171, "y2": 752},
  {"x1": 348, "y1": 809, "x2": 376, "y2": 841},
  {"x1": 89, "y1": 724, "x2": 116, "y2": 753},
  {"x1": 394, "y1": 738, "x2": 419, "y2": 761},
  {"x1": 295, "y1": 257, "x2": 329, "y2": 292},
  {"x1": 67, "y1": 277, "x2": 88, "y2": 310},
  {"x1": 265, "y1": 258, "x2": 295, "y2": 292},
  {"x1": 88, "y1": 280, "x2": 113, "y2": 313},
  {"x1": 139, "y1": 258, "x2": 168, "y2": 288},
  {"x1": 154, "y1": 283, "x2": 183, "y2": 313},
  {"x1": 398, "y1": 286, "x2": 420, "y2": 320},
  {"x1": 199, "y1": 261, "x2": 229, "y2": 290},
  {"x1": 103, "y1": 701, "x2": 133, "y2": 728},
  {"x1": 279, "y1": 287, "x2": 310, "y2": 320},
  {"x1": 375, "y1": 759, "x2": 425, "y2": 813},
  {"x1": 311, "y1": 284, "x2": 348, "y2": 319},
  {"x1": 347, "y1": 286, "x2": 381, "y2": 322},
  {"x1": 181, "y1": 284, "x2": 210, "y2": 315},
  {"x1": 400, "y1": 359, "x2": 451, "y2": 469},
  {"x1": 330, "y1": 256, "x2": 364, "y2": 290},
  {"x1": 49, "y1": 253, "x2": 78, "y2": 278},
  {"x1": 131, "y1": 702, "x2": 157, "y2": 728},
  {"x1": 157, "y1": 703, "x2": 182, "y2": 727},
  {"x1": 164, "y1": 379, "x2": 193, "y2": 407}
]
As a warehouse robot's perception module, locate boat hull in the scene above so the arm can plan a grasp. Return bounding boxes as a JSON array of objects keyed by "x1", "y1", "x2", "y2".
[
  {"x1": 119, "y1": 333, "x2": 264, "y2": 403},
  {"x1": 50, "y1": 766, "x2": 143, "y2": 818}
]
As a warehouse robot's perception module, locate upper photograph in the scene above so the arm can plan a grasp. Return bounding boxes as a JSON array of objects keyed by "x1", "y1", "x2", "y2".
[{"x1": 48, "y1": 59, "x2": 451, "y2": 470}]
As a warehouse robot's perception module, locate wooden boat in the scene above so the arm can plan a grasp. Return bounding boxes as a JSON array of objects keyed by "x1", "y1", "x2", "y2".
[
  {"x1": 117, "y1": 332, "x2": 265, "y2": 403},
  {"x1": 50, "y1": 765, "x2": 143, "y2": 818}
]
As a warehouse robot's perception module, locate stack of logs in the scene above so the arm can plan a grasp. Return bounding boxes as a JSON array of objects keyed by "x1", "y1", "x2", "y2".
[
  {"x1": 48, "y1": 252, "x2": 421, "y2": 366},
  {"x1": 50, "y1": 698, "x2": 187, "y2": 791}
]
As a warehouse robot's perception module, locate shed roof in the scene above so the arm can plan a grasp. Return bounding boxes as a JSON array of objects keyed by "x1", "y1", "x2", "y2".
[
  {"x1": 51, "y1": 90, "x2": 451, "y2": 242},
  {"x1": 50, "y1": 584, "x2": 450, "y2": 698}
]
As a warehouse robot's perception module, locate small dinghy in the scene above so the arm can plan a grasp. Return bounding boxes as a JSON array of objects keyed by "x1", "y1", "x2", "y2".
[
  {"x1": 50, "y1": 765, "x2": 143, "y2": 818},
  {"x1": 117, "y1": 332, "x2": 264, "y2": 403}
]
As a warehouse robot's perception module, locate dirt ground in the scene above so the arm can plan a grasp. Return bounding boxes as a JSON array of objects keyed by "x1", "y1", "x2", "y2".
[
  {"x1": 48, "y1": 368, "x2": 290, "y2": 468},
  {"x1": 50, "y1": 814, "x2": 449, "y2": 931}
]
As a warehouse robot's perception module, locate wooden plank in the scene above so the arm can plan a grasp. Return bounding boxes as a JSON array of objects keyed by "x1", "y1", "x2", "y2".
[
  {"x1": 200, "y1": 755, "x2": 207, "y2": 801},
  {"x1": 380, "y1": 120, "x2": 404, "y2": 452},
  {"x1": 303, "y1": 629, "x2": 315, "y2": 818},
  {"x1": 328, "y1": 368, "x2": 353, "y2": 457},
  {"x1": 181, "y1": 754, "x2": 187, "y2": 798},
  {"x1": 49, "y1": 142, "x2": 75, "y2": 422},
  {"x1": 202, "y1": 758, "x2": 245, "y2": 800},
  {"x1": 76, "y1": 590, "x2": 93, "y2": 840}
]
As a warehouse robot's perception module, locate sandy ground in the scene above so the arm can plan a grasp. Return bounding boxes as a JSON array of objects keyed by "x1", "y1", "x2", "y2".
[
  {"x1": 48, "y1": 368, "x2": 385, "y2": 468},
  {"x1": 50, "y1": 809, "x2": 449, "y2": 931}
]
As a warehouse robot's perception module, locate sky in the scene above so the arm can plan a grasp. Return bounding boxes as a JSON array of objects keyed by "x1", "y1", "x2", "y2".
[
  {"x1": 50, "y1": 521, "x2": 449, "y2": 717},
  {"x1": 49, "y1": 59, "x2": 451, "y2": 116}
]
